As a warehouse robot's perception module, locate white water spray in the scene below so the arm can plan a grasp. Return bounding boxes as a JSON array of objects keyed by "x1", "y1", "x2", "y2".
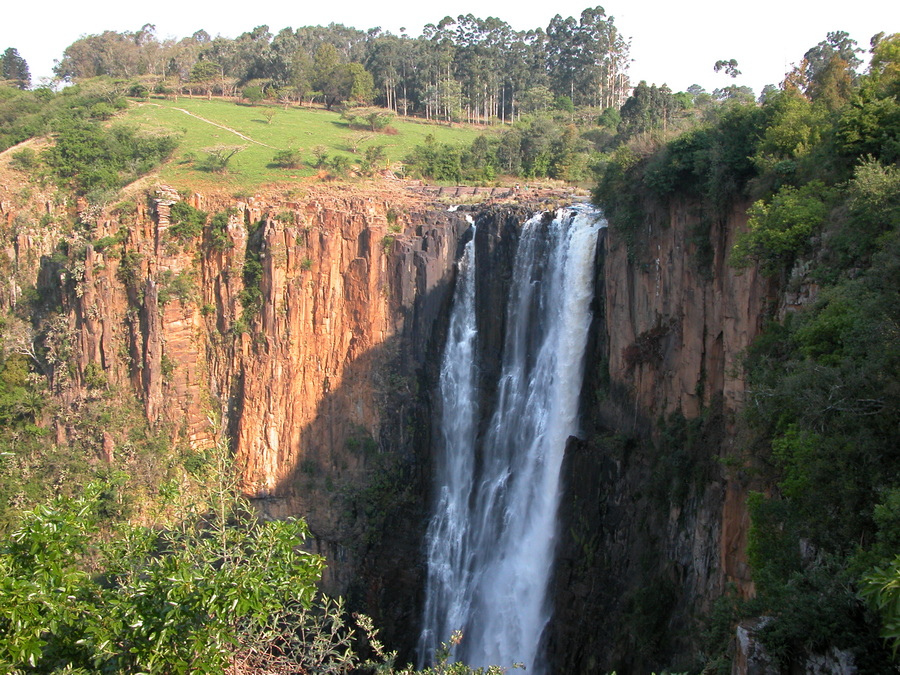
[{"x1": 419, "y1": 206, "x2": 604, "y2": 672}]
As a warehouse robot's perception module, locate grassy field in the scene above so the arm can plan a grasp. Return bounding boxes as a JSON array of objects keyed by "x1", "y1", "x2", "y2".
[{"x1": 123, "y1": 98, "x2": 487, "y2": 189}]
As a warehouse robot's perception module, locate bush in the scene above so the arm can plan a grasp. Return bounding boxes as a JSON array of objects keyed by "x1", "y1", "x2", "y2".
[
  {"x1": 243, "y1": 85, "x2": 264, "y2": 105},
  {"x1": 328, "y1": 154, "x2": 351, "y2": 178},
  {"x1": 407, "y1": 135, "x2": 461, "y2": 183},
  {"x1": 207, "y1": 210, "x2": 235, "y2": 252},
  {"x1": 272, "y1": 148, "x2": 304, "y2": 169},
  {"x1": 168, "y1": 200, "x2": 207, "y2": 241},
  {"x1": 8, "y1": 147, "x2": 37, "y2": 171},
  {"x1": 42, "y1": 118, "x2": 177, "y2": 195},
  {"x1": 0, "y1": 478, "x2": 326, "y2": 672},
  {"x1": 731, "y1": 181, "x2": 834, "y2": 274},
  {"x1": 197, "y1": 145, "x2": 243, "y2": 173}
]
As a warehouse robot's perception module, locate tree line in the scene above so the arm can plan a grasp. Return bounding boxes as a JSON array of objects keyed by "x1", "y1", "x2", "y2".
[{"x1": 50, "y1": 8, "x2": 630, "y2": 122}]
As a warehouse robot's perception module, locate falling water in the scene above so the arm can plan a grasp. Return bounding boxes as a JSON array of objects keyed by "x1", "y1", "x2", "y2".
[{"x1": 419, "y1": 205, "x2": 604, "y2": 672}]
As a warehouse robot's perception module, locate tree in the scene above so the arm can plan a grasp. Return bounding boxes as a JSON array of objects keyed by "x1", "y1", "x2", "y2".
[
  {"x1": 190, "y1": 60, "x2": 221, "y2": 98},
  {"x1": 198, "y1": 145, "x2": 244, "y2": 173},
  {"x1": 731, "y1": 181, "x2": 834, "y2": 273},
  {"x1": 518, "y1": 85, "x2": 554, "y2": 115},
  {"x1": 546, "y1": 7, "x2": 630, "y2": 109},
  {"x1": 0, "y1": 48, "x2": 30, "y2": 89},
  {"x1": 713, "y1": 84, "x2": 755, "y2": 103},
  {"x1": 868, "y1": 32, "x2": 900, "y2": 98},
  {"x1": 311, "y1": 43, "x2": 353, "y2": 109},
  {"x1": 0, "y1": 470, "x2": 330, "y2": 672},
  {"x1": 784, "y1": 31, "x2": 863, "y2": 108},
  {"x1": 243, "y1": 84, "x2": 265, "y2": 104},
  {"x1": 347, "y1": 62, "x2": 375, "y2": 104},
  {"x1": 758, "y1": 83, "x2": 779, "y2": 104},
  {"x1": 713, "y1": 58, "x2": 741, "y2": 78},
  {"x1": 618, "y1": 81, "x2": 684, "y2": 137}
]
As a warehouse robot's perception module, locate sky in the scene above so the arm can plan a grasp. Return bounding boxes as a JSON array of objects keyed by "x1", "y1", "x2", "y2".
[{"x1": 2, "y1": 0, "x2": 897, "y2": 96}]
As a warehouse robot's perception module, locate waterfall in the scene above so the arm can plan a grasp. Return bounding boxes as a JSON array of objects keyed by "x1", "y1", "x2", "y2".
[{"x1": 419, "y1": 205, "x2": 604, "y2": 672}]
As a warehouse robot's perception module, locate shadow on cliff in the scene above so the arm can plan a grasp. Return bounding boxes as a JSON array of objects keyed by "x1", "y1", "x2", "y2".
[
  {"x1": 546, "y1": 227, "x2": 736, "y2": 674},
  {"x1": 241, "y1": 232, "x2": 473, "y2": 664},
  {"x1": 235, "y1": 204, "x2": 598, "y2": 667},
  {"x1": 242, "y1": 205, "x2": 535, "y2": 665}
]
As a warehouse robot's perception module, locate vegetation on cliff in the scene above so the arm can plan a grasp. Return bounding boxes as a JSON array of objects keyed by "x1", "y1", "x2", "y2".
[{"x1": 593, "y1": 30, "x2": 900, "y2": 672}]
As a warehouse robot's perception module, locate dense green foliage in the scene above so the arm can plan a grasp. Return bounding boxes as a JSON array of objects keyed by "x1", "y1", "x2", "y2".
[
  {"x1": 593, "y1": 30, "x2": 900, "y2": 670},
  {"x1": 42, "y1": 118, "x2": 177, "y2": 197},
  {"x1": 406, "y1": 114, "x2": 601, "y2": 183},
  {"x1": 0, "y1": 80, "x2": 121, "y2": 152},
  {"x1": 168, "y1": 200, "x2": 208, "y2": 241},
  {"x1": 0, "y1": 472, "x2": 330, "y2": 672}
]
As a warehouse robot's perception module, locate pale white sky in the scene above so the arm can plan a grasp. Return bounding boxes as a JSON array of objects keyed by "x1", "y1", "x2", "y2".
[{"x1": 3, "y1": 0, "x2": 897, "y2": 96}]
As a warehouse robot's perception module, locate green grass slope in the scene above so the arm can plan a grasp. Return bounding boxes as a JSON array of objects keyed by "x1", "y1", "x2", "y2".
[{"x1": 123, "y1": 99, "x2": 486, "y2": 189}]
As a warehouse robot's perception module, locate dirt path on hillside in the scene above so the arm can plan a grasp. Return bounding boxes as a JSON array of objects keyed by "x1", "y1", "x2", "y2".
[{"x1": 143, "y1": 103, "x2": 276, "y2": 149}]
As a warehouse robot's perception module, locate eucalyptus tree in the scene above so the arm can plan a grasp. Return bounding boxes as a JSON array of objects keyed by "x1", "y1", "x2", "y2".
[
  {"x1": 366, "y1": 33, "x2": 403, "y2": 111},
  {"x1": 212, "y1": 25, "x2": 275, "y2": 84},
  {"x1": 546, "y1": 7, "x2": 630, "y2": 109},
  {"x1": 420, "y1": 19, "x2": 458, "y2": 121},
  {"x1": 162, "y1": 32, "x2": 210, "y2": 85},
  {"x1": 268, "y1": 27, "x2": 301, "y2": 88},
  {"x1": 618, "y1": 81, "x2": 684, "y2": 136},
  {"x1": 451, "y1": 15, "x2": 512, "y2": 123},
  {"x1": 55, "y1": 30, "x2": 145, "y2": 80},
  {"x1": 784, "y1": 31, "x2": 864, "y2": 108},
  {"x1": 294, "y1": 24, "x2": 369, "y2": 63}
]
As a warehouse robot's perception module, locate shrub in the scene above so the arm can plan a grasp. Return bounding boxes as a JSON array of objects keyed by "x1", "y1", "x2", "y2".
[
  {"x1": 207, "y1": 210, "x2": 235, "y2": 252},
  {"x1": 197, "y1": 145, "x2": 243, "y2": 173},
  {"x1": 327, "y1": 154, "x2": 351, "y2": 178},
  {"x1": 731, "y1": 180, "x2": 834, "y2": 274},
  {"x1": 272, "y1": 148, "x2": 304, "y2": 169},
  {"x1": 168, "y1": 200, "x2": 207, "y2": 241},
  {"x1": 42, "y1": 119, "x2": 177, "y2": 195},
  {"x1": 0, "y1": 478, "x2": 326, "y2": 672},
  {"x1": 8, "y1": 147, "x2": 37, "y2": 171}
]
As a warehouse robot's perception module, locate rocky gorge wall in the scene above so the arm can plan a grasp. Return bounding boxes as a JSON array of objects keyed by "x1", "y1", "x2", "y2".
[
  {"x1": 0, "y1": 178, "x2": 489, "y2": 654},
  {"x1": 1, "y1": 164, "x2": 779, "y2": 671},
  {"x1": 549, "y1": 199, "x2": 775, "y2": 673}
]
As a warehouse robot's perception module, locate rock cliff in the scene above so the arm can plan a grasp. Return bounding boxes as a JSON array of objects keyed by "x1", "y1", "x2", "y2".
[
  {"x1": 1, "y1": 165, "x2": 777, "y2": 670},
  {"x1": 0, "y1": 178, "x2": 478, "y2": 654},
  {"x1": 549, "y1": 199, "x2": 775, "y2": 673}
]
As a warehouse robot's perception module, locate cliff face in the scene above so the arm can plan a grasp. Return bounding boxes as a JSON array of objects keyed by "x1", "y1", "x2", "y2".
[
  {"x1": 549, "y1": 199, "x2": 774, "y2": 673},
  {"x1": 2, "y1": 165, "x2": 777, "y2": 670},
  {"x1": 0, "y1": 179, "x2": 474, "y2": 654}
]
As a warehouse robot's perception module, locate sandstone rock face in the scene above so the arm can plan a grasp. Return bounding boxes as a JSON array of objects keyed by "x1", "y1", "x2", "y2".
[
  {"x1": 602, "y1": 199, "x2": 773, "y2": 595},
  {"x1": 603, "y1": 199, "x2": 771, "y2": 420},
  {"x1": 0, "y1": 182, "x2": 472, "y2": 654},
  {"x1": 1, "y1": 170, "x2": 781, "y2": 671},
  {"x1": 550, "y1": 200, "x2": 775, "y2": 674}
]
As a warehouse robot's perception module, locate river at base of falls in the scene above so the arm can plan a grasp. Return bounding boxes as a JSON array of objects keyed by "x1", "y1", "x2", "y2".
[{"x1": 418, "y1": 205, "x2": 605, "y2": 673}]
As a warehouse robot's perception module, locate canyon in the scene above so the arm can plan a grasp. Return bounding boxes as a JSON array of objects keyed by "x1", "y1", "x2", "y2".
[{"x1": 0, "y1": 175, "x2": 774, "y2": 672}]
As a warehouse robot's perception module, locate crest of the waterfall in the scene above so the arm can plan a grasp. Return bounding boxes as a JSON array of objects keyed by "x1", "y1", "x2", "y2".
[{"x1": 419, "y1": 206, "x2": 604, "y2": 673}]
